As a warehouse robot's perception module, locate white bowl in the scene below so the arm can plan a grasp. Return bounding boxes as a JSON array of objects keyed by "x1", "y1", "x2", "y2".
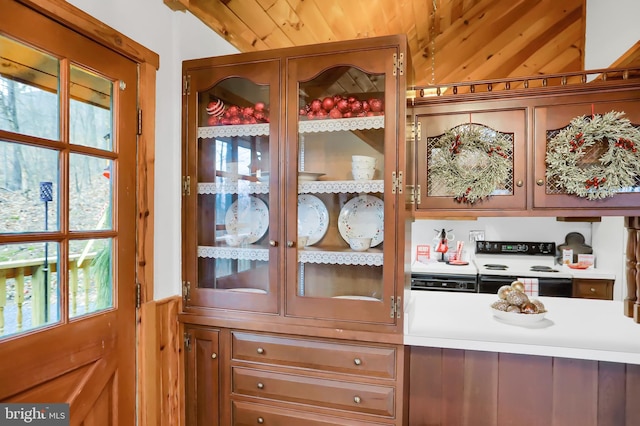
[
  {"x1": 352, "y1": 155, "x2": 377, "y2": 165},
  {"x1": 491, "y1": 308, "x2": 547, "y2": 325},
  {"x1": 348, "y1": 237, "x2": 372, "y2": 251},
  {"x1": 352, "y1": 169, "x2": 375, "y2": 180}
]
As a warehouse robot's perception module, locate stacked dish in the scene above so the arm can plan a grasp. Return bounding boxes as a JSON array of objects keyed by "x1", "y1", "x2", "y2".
[{"x1": 352, "y1": 155, "x2": 376, "y2": 180}]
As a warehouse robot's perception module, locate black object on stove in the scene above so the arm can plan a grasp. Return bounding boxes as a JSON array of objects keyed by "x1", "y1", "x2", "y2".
[
  {"x1": 476, "y1": 241, "x2": 556, "y2": 255},
  {"x1": 484, "y1": 264, "x2": 508, "y2": 270},
  {"x1": 530, "y1": 265, "x2": 558, "y2": 272}
]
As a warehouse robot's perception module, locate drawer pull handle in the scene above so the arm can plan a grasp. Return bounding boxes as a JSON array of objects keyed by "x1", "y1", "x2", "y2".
[
  {"x1": 257, "y1": 347, "x2": 265, "y2": 354},
  {"x1": 257, "y1": 382, "x2": 264, "y2": 389},
  {"x1": 354, "y1": 396, "x2": 362, "y2": 404},
  {"x1": 590, "y1": 287, "x2": 596, "y2": 292},
  {"x1": 269, "y1": 240, "x2": 277, "y2": 247},
  {"x1": 354, "y1": 358, "x2": 362, "y2": 366},
  {"x1": 516, "y1": 180, "x2": 523, "y2": 187},
  {"x1": 536, "y1": 179, "x2": 544, "y2": 186},
  {"x1": 211, "y1": 353, "x2": 217, "y2": 359},
  {"x1": 257, "y1": 417, "x2": 264, "y2": 424},
  {"x1": 287, "y1": 240, "x2": 294, "y2": 247}
]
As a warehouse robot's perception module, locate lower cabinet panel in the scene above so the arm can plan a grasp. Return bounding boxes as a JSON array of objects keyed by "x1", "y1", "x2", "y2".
[
  {"x1": 232, "y1": 366, "x2": 395, "y2": 417},
  {"x1": 232, "y1": 400, "x2": 393, "y2": 425}
]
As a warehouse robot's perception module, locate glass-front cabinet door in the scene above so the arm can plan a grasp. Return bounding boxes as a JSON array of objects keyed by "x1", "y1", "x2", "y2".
[
  {"x1": 183, "y1": 60, "x2": 280, "y2": 313},
  {"x1": 284, "y1": 48, "x2": 401, "y2": 324}
]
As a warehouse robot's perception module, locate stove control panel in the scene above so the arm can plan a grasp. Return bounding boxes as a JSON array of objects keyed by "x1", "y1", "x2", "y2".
[{"x1": 475, "y1": 241, "x2": 556, "y2": 255}]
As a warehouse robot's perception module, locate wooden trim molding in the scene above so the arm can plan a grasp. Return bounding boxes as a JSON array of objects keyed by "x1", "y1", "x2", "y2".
[
  {"x1": 140, "y1": 296, "x2": 183, "y2": 426},
  {"x1": 18, "y1": 0, "x2": 160, "y2": 69},
  {"x1": 625, "y1": 217, "x2": 640, "y2": 323}
]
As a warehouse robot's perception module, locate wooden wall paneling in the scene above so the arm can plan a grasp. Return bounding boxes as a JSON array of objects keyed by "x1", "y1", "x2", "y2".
[
  {"x1": 139, "y1": 297, "x2": 182, "y2": 426},
  {"x1": 408, "y1": 347, "x2": 443, "y2": 425},
  {"x1": 497, "y1": 353, "x2": 553, "y2": 426},
  {"x1": 596, "y1": 362, "x2": 626, "y2": 425},
  {"x1": 626, "y1": 364, "x2": 640, "y2": 425},
  {"x1": 463, "y1": 350, "x2": 498, "y2": 426},
  {"x1": 551, "y1": 358, "x2": 598, "y2": 426},
  {"x1": 441, "y1": 349, "x2": 465, "y2": 426}
]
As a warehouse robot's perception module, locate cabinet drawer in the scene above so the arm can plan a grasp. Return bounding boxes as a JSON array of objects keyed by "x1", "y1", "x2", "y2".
[
  {"x1": 232, "y1": 400, "x2": 392, "y2": 426},
  {"x1": 232, "y1": 332, "x2": 396, "y2": 378},
  {"x1": 232, "y1": 367, "x2": 395, "y2": 417},
  {"x1": 573, "y1": 279, "x2": 613, "y2": 300}
]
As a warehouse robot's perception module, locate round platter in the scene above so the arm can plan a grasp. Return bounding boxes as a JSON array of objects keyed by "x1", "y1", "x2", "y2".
[
  {"x1": 297, "y1": 194, "x2": 329, "y2": 246},
  {"x1": 337, "y1": 194, "x2": 384, "y2": 247},
  {"x1": 224, "y1": 196, "x2": 269, "y2": 244}
]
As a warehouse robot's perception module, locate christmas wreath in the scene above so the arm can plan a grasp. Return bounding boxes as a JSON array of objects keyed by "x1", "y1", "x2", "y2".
[
  {"x1": 545, "y1": 111, "x2": 640, "y2": 200},
  {"x1": 430, "y1": 124, "x2": 512, "y2": 204}
]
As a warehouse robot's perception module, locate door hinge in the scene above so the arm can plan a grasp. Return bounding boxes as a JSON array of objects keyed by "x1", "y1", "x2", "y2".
[
  {"x1": 183, "y1": 175, "x2": 191, "y2": 196},
  {"x1": 183, "y1": 74, "x2": 191, "y2": 95},
  {"x1": 416, "y1": 121, "x2": 421, "y2": 140},
  {"x1": 393, "y1": 52, "x2": 405, "y2": 76},
  {"x1": 406, "y1": 185, "x2": 421, "y2": 205},
  {"x1": 390, "y1": 296, "x2": 402, "y2": 318},
  {"x1": 183, "y1": 281, "x2": 191, "y2": 305},
  {"x1": 137, "y1": 109, "x2": 142, "y2": 135},
  {"x1": 184, "y1": 332, "x2": 192, "y2": 351},
  {"x1": 136, "y1": 282, "x2": 141, "y2": 309},
  {"x1": 392, "y1": 171, "x2": 404, "y2": 194}
]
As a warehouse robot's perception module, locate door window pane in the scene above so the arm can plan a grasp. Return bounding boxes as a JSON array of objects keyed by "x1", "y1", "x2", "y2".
[
  {"x1": 0, "y1": 140, "x2": 59, "y2": 233},
  {"x1": 0, "y1": 242, "x2": 60, "y2": 338},
  {"x1": 69, "y1": 238, "x2": 112, "y2": 318},
  {"x1": 0, "y1": 35, "x2": 60, "y2": 140},
  {"x1": 69, "y1": 154, "x2": 112, "y2": 231},
  {"x1": 69, "y1": 65, "x2": 113, "y2": 150}
]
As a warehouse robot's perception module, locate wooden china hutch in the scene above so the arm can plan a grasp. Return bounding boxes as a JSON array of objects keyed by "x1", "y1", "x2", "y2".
[{"x1": 180, "y1": 35, "x2": 412, "y2": 425}]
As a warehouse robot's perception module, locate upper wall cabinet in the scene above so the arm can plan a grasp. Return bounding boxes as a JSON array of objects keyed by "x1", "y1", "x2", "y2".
[
  {"x1": 181, "y1": 35, "x2": 411, "y2": 331},
  {"x1": 410, "y1": 74, "x2": 640, "y2": 218}
]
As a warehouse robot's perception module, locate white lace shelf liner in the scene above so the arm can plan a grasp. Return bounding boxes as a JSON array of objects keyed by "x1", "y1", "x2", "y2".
[
  {"x1": 299, "y1": 116, "x2": 384, "y2": 133},
  {"x1": 198, "y1": 123, "x2": 269, "y2": 138},
  {"x1": 198, "y1": 180, "x2": 383, "y2": 195},
  {"x1": 197, "y1": 246, "x2": 383, "y2": 266},
  {"x1": 198, "y1": 182, "x2": 269, "y2": 195}
]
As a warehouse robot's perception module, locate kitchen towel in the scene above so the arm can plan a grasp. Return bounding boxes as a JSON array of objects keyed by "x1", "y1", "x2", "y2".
[{"x1": 517, "y1": 277, "x2": 539, "y2": 297}]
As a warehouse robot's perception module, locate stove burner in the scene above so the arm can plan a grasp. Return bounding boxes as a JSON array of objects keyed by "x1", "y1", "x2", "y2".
[
  {"x1": 484, "y1": 264, "x2": 508, "y2": 270},
  {"x1": 530, "y1": 265, "x2": 558, "y2": 272}
]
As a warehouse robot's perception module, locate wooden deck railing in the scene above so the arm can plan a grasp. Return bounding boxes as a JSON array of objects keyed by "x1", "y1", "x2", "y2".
[{"x1": 0, "y1": 252, "x2": 99, "y2": 336}]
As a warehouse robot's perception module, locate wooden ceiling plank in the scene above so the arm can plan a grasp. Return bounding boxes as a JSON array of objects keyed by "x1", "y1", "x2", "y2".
[
  {"x1": 285, "y1": 0, "x2": 337, "y2": 43},
  {"x1": 310, "y1": 0, "x2": 358, "y2": 41},
  {"x1": 225, "y1": 0, "x2": 295, "y2": 49},
  {"x1": 264, "y1": 0, "x2": 318, "y2": 46},
  {"x1": 431, "y1": 0, "x2": 574, "y2": 83},
  {"x1": 413, "y1": 0, "x2": 530, "y2": 83},
  {"x1": 338, "y1": 2, "x2": 379, "y2": 38},
  {"x1": 188, "y1": 0, "x2": 267, "y2": 51},
  {"x1": 466, "y1": 4, "x2": 583, "y2": 82}
]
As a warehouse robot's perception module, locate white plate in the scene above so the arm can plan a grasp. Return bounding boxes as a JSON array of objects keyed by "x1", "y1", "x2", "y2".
[
  {"x1": 332, "y1": 295, "x2": 379, "y2": 301},
  {"x1": 224, "y1": 196, "x2": 269, "y2": 244},
  {"x1": 297, "y1": 194, "x2": 329, "y2": 246},
  {"x1": 228, "y1": 288, "x2": 267, "y2": 294},
  {"x1": 491, "y1": 308, "x2": 547, "y2": 324},
  {"x1": 298, "y1": 171, "x2": 325, "y2": 181},
  {"x1": 338, "y1": 195, "x2": 384, "y2": 247}
]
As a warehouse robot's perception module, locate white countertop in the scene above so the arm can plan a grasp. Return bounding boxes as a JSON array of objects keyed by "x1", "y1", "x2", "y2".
[{"x1": 404, "y1": 291, "x2": 640, "y2": 364}]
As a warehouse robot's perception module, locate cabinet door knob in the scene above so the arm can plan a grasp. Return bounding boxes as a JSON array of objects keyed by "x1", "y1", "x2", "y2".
[
  {"x1": 269, "y1": 240, "x2": 277, "y2": 247},
  {"x1": 257, "y1": 417, "x2": 264, "y2": 424},
  {"x1": 590, "y1": 287, "x2": 596, "y2": 292},
  {"x1": 536, "y1": 179, "x2": 544, "y2": 186},
  {"x1": 287, "y1": 240, "x2": 294, "y2": 247},
  {"x1": 257, "y1": 382, "x2": 264, "y2": 389},
  {"x1": 353, "y1": 396, "x2": 362, "y2": 404},
  {"x1": 354, "y1": 358, "x2": 362, "y2": 365},
  {"x1": 516, "y1": 180, "x2": 523, "y2": 187},
  {"x1": 256, "y1": 347, "x2": 265, "y2": 354},
  {"x1": 211, "y1": 353, "x2": 217, "y2": 359}
]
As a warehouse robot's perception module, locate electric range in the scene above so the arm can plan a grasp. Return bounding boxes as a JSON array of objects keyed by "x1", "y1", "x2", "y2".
[{"x1": 474, "y1": 240, "x2": 573, "y2": 297}]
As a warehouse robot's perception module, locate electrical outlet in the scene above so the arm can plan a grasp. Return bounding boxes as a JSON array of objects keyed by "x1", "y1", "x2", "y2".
[{"x1": 469, "y1": 230, "x2": 485, "y2": 241}]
